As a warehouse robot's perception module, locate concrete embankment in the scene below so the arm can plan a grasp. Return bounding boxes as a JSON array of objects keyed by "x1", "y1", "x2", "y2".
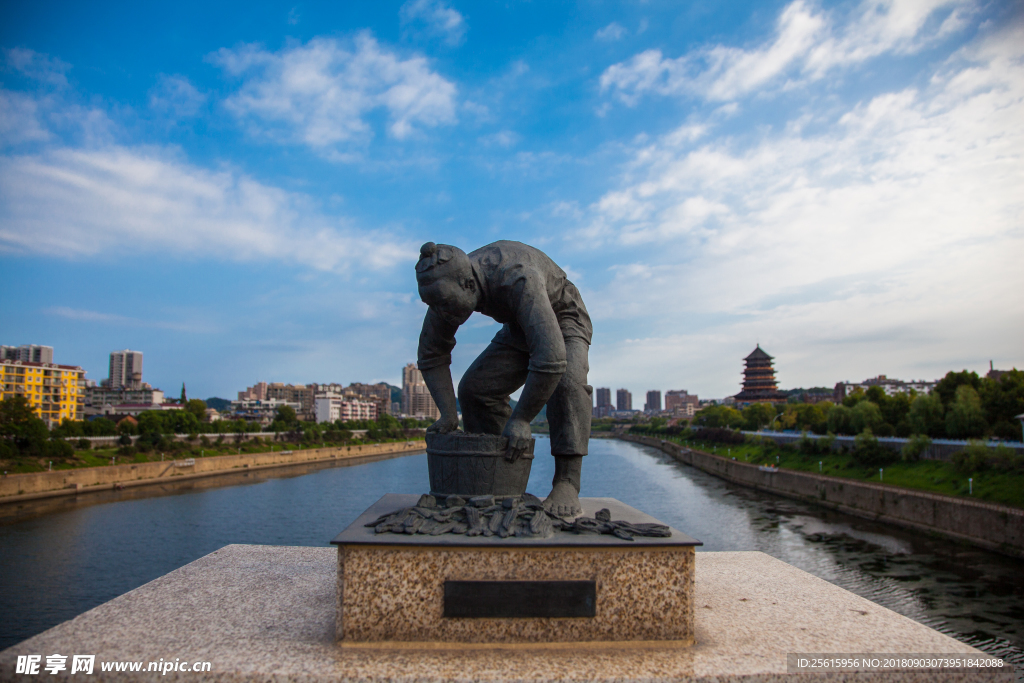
[
  {"x1": 0, "y1": 441, "x2": 426, "y2": 504},
  {"x1": 623, "y1": 434, "x2": 1024, "y2": 559}
]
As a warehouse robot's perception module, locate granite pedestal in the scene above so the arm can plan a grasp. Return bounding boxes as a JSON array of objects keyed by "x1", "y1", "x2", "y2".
[{"x1": 331, "y1": 494, "x2": 702, "y2": 645}]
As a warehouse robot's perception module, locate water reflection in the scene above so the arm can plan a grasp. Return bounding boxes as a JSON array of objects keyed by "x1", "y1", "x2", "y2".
[{"x1": 1, "y1": 437, "x2": 1021, "y2": 675}]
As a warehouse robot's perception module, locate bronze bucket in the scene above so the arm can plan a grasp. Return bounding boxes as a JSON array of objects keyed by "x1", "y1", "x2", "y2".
[{"x1": 425, "y1": 432, "x2": 535, "y2": 501}]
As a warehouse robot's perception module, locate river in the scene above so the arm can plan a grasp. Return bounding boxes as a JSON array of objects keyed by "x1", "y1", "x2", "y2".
[{"x1": 1, "y1": 437, "x2": 1021, "y2": 673}]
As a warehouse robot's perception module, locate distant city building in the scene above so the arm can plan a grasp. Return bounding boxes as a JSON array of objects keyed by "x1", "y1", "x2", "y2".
[
  {"x1": 593, "y1": 387, "x2": 613, "y2": 418},
  {"x1": 1, "y1": 344, "x2": 54, "y2": 364},
  {"x1": 833, "y1": 375, "x2": 936, "y2": 403},
  {"x1": 796, "y1": 391, "x2": 833, "y2": 405},
  {"x1": 105, "y1": 350, "x2": 144, "y2": 390},
  {"x1": 987, "y1": 361, "x2": 1011, "y2": 383},
  {"x1": 238, "y1": 381, "x2": 268, "y2": 401},
  {"x1": 616, "y1": 388, "x2": 632, "y2": 412},
  {"x1": 105, "y1": 402, "x2": 183, "y2": 419},
  {"x1": 0, "y1": 359, "x2": 85, "y2": 426},
  {"x1": 402, "y1": 363, "x2": 440, "y2": 420},
  {"x1": 265, "y1": 383, "x2": 315, "y2": 419},
  {"x1": 84, "y1": 386, "x2": 165, "y2": 417},
  {"x1": 733, "y1": 345, "x2": 787, "y2": 407},
  {"x1": 665, "y1": 390, "x2": 699, "y2": 415},
  {"x1": 346, "y1": 382, "x2": 392, "y2": 416},
  {"x1": 315, "y1": 393, "x2": 378, "y2": 423},
  {"x1": 230, "y1": 398, "x2": 299, "y2": 425},
  {"x1": 644, "y1": 390, "x2": 662, "y2": 413}
]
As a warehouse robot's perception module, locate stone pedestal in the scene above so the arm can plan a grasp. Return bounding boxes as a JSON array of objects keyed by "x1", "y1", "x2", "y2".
[{"x1": 331, "y1": 494, "x2": 701, "y2": 645}]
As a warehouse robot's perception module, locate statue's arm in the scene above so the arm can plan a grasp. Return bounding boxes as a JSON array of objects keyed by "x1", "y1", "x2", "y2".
[{"x1": 417, "y1": 308, "x2": 460, "y2": 433}]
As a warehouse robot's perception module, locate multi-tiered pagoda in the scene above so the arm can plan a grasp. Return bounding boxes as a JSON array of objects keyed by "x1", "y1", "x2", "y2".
[{"x1": 733, "y1": 345, "x2": 787, "y2": 407}]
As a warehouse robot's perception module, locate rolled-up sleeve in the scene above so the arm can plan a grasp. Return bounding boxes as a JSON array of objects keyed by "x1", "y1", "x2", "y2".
[
  {"x1": 513, "y1": 279, "x2": 566, "y2": 375},
  {"x1": 417, "y1": 307, "x2": 459, "y2": 371}
]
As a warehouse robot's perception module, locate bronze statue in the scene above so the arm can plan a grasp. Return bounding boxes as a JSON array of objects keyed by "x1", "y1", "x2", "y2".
[{"x1": 415, "y1": 240, "x2": 592, "y2": 517}]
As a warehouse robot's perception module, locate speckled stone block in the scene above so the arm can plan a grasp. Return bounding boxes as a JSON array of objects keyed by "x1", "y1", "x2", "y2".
[{"x1": 333, "y1": 496, "x2": 699, "y2": 644}]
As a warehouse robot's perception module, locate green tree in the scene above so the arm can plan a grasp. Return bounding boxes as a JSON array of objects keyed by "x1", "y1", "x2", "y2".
[
  {"x1": 851, "y1": 400, "x2": 884, "y2": 434},
  {"x1": 945, "y1": 385, "x2": 987, "y2": 439},
  {"x1": 978, "y1": 369, "x2": 1024, "y2": 440},
  {"x1": 908, "y1": 393, "x2": 944, "y2": 437},
  {"x1": 0, "y1": 396, "x2": 49, "y2": 456},
  {"x1": 842, "y1": 387, "x2": 866, "y2": 408},
  {"x1": 934, "y1": 370, "x2": 981, "y2": 408},
  {"x1": 695, "y1": 405, "x2": 744, "y2": 429},
  {"x1": 826, "y1": 404, "x2": 854, "y2": 435},
  {"x1": 136, "y1": 410, "x2": 167, "y2": 435},
  {"x1": 87, "y1": 417, "x2": 118, "y2": 436},
  {"x1": 742, "y1": 403, "x2": 777, "y2": 431},
  {"x1": 185, "y1": 399, "x2": 207, "y2": 422}
]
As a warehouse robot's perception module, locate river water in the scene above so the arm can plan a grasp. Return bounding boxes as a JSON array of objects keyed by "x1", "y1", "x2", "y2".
[{"x1": 1, "y1": 437, "x2": 1021, "y2": 672}]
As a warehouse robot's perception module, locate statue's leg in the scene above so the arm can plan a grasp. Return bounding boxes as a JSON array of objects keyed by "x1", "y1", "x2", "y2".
[
  {"x1": 544, "y1": 337, "x2": 591, "y2": 518},
  {"x1": 458, "y1": 342, "x2": 530, "y2": 435}
]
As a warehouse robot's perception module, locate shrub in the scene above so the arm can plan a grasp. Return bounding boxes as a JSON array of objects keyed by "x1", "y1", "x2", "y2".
[
  {"x1": 118, "y1": 433, "x2": 133, "y2": 447},
  {"x1": 851, "y1": 428, "x2": 895, "y2": 467},
  {"x1": 874, "y1": 423, "x2": 896, "y2": 437},
  {"x1": 952, "y1": 440, "x2": 989, "y2": 474},
  {"x1": 76, "y1": 438, "x2": 91, "y2": 451},
  {"x1": 990, "y1": 444, "x2": 1024, "y2": 472},
  {"x1": 117, "y1": 445, "x2": 137, "y2": 457},
  {"x1": 901, "y1": 434, "x2": 932, "y2": 462},
  {"x1": 200, "y1": 435, "x2": 211, "y2": 447},
  {"x1": 689, "y1": 428, "x2": 745, "y2": 445},
  {"x1": 44, "y1": 439, "x2": 74, "y2": 461}
]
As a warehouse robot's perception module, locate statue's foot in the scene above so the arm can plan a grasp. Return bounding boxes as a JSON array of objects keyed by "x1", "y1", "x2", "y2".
[{"x1": 544, "y1": 480, "x2": 582, "y2": 518}]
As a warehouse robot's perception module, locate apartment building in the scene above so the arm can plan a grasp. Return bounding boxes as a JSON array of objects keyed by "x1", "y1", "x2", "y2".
[
  {"x1": 106, "y1": 350, "x2": 144, "y2": 390},
  {"x1": 314, "y1": 394, "x2": 378, "y2": 423},
  {"x1": 616, "y1": 388, "x2": 632, "y2": 412},
  {"x1": 402, "y1": 363, "x2": 440, "y2": 420},
  {"x1": 644, "y1": 390, "x2": 662, "y2": 413},
  {"x1": 0, "y1": 359, "x2": 86, "y2": 426},
  {"x1": 1, "y1": 345, "x2": 54, "y2": 364}
]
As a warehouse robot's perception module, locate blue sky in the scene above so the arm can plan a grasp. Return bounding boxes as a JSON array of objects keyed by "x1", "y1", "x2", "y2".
[{"x1": 1, "y1": 0, "x2": 1021, "y2": 402}]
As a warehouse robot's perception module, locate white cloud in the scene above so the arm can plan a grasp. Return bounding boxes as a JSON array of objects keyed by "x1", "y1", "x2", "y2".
[
  {"x1": 595, "y1": 22, "x2": 627, "y2": 42},
  {"x1": 601, "y1": 0, "x2": 972, "y2": 104},
  {"x1": 210, "y1": 34, "x2": 457, "y2": 156},
  {"x1": 583, "y1": 21, "x2": 1024, "y2": 394},
  {"x1": 44, "y1": 307, "x2": 213, "y2": 333},
  {"x1": 5, "y1": 48, "x2": 70, "y2": 88},
  {"x1": 149, "y1": 75, "x2": 206, "y2": 119},
  {"x1": 400, "y1": 0, "x2": 467, "y2": 46},
  {"x1": 0, "y1": 144, "x2": 416, "y2": 272},
  {"x1": 0, "y1": 90, "x2": 51, "y2": 145}
]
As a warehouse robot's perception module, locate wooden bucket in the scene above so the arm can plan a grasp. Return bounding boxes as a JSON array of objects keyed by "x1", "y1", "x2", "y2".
[{"x1": 425, "y1": 432, "x2": 535, "y2": 501}]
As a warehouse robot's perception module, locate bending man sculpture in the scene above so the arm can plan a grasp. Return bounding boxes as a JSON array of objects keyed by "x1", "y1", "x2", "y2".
[{"x1": 415, "y1": 240, "x2": 593, "y2": 517}]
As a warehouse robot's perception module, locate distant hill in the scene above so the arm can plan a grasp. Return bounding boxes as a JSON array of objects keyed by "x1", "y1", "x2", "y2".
[{"x1": 205, "y1": 397, "x2": 232, "y2": 411}]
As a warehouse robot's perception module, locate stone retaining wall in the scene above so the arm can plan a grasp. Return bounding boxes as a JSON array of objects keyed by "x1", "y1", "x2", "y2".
[
  {"x1": 0, "y1": 441, "x2": 426, "y2": 503},
  {"x1": 623, "y1": 434, "x2": 1024, "y2": 559}
]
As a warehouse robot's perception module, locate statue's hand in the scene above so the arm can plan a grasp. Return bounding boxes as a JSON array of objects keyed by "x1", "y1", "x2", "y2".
[
  {"x1": 427, "y1": 414, "x2": 460, "y2": 434},
  {"x1": 502, "y1": 418, "x2": 533, "y2": 463}
]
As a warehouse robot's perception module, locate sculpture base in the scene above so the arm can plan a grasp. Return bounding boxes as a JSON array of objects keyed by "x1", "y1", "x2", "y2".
[{"x1": 331, "y1": 494, "x2": 701, "y2": 644}]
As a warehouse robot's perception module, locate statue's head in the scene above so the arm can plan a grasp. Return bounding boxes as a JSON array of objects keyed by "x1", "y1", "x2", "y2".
[{"x1": 415, "y1": 242, "x2": 477, "y2": 325}]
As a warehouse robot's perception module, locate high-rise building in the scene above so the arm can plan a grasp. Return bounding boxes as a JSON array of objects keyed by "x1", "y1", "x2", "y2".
[
  {"x1": 402, "y1": 363, "x2": 440, "y2": 420},
  {"x1": 595, "y1": 387, "x2": 612, "y2": 408},
  {"x1": 1, "y1": 344, "x2": 54, "y2": 364},
  {"x1": 644, "y1": 390, "x2": 662, "y2": 412},
  {"x1": 238, "y1": 382, "x2": 268, "y2": 401},
  {"x1": 616, "y1": 388, "x2": 632, "y2": 411},
  {"x1": 0, "y1": 359, "x2": 85, "y2": 426},
  {"x1": 107, "y1": 350, "x2": 143, "y2": 390},
  {"x1": 733, "y1": 345, "x2": 787, "y2": 407},
  {"x1": 665, "y1": 390, "x2": 699, "y2": 413}
]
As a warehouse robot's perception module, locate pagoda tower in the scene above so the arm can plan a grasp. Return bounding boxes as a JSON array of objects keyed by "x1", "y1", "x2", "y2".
[{"x1": 733, "y1": 345, "x2": 787, "y2": 407}]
